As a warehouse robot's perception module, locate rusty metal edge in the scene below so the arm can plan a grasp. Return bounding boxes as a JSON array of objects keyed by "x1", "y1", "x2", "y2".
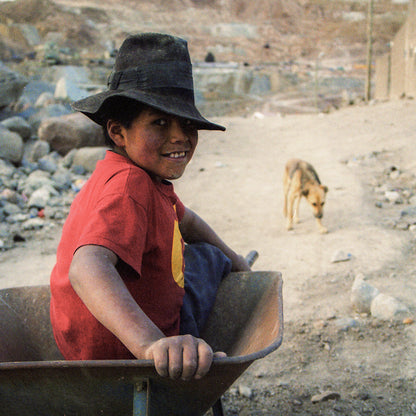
[{"x1": 0, "y1": 273, "x2": 283, "y2": 372}]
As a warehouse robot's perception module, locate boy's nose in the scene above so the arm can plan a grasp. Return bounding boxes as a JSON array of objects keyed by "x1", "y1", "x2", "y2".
[{"x1": 169, "y1": 120, "x2": 187, "y2": 142}]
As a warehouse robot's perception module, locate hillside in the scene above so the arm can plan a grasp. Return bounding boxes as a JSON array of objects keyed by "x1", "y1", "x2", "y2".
[{"x1": 0, "y1": 0, "x2": 409, "y2": 65}]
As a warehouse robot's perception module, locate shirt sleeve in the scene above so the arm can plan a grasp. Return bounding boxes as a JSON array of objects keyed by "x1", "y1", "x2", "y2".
[{"x1": 76, "y1": 192, "x2": 148, "y2": 276}]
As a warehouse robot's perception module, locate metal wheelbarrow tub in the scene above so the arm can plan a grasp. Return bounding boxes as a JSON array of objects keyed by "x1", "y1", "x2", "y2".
[{"x1": 0, "y1": 271, "x2": 283, "y2": 415}]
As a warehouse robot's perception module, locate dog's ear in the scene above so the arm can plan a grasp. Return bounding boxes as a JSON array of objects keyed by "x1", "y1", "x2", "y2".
[
  {"x1": 302, "y1": 189, "x2": 309, "y2": 197},
  {"x1": 321, "y1": 185, "x2": 328, "y2": 193}
]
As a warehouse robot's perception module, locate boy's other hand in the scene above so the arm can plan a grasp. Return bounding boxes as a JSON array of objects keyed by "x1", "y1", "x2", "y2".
[
  {"x1": 143, "y1": 335, "x2": 226, "y2": 380},
  {"x1": 231, "y1": 254, "x2": 251, "y2": 272}
]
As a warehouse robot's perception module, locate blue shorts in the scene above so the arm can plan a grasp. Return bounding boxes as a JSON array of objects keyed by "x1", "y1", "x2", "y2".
[{"x1": 180, "y1": 243, "x2": 232, "y2": 337}]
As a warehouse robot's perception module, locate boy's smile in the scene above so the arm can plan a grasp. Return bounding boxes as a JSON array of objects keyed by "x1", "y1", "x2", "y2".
[{"x1": 108, "y1": 108, "x2": 198, "y2": 181}]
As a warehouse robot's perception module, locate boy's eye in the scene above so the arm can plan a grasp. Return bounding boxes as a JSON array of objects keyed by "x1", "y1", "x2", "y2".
[
  {"x1": 154, "y1": 118, "x2": 168, "y2": 126},
  {"x1": 182, "y1": 119, "x2": 197, "y2": 130}
]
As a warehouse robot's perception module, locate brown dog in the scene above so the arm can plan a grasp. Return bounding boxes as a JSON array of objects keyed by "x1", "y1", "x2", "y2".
[{"x1": 283, "y1": 159, "x2": 328, "y2": 233}]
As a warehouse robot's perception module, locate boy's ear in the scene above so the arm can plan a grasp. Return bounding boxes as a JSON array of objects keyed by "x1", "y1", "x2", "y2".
[{"x1": 107, "y1": 120, "x2": 125, "y2": 147}]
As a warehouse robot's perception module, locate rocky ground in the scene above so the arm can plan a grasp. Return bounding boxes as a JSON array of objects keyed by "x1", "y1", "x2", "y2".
[{"x1": 0, "y1": 1, "x2": 416, "y2": 415}]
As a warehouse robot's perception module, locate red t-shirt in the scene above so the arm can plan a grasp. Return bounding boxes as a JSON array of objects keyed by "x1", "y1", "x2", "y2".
[{"x1": 50, "y1": 151, "x2": 186, "y2": 360}]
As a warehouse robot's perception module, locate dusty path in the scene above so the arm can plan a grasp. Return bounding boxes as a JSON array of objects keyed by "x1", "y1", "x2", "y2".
[{"x1": 177, "y1": 99, "x2": 416, "y2": 321}]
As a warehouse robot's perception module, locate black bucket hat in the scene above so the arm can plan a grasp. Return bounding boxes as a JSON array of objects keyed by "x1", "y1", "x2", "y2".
[{"x1": 72, "y1": 32, "x2": 225, "y2": 131}]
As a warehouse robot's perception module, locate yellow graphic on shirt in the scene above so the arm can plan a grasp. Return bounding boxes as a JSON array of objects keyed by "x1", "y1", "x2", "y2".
[{"x1": 171, "y1": 206, "x2": 184, "y2": 288}]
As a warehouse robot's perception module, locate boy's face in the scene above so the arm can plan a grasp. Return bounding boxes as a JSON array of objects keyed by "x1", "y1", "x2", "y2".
[{"x1": 109, "y1": 107, "x2": 198, "y2": 181}]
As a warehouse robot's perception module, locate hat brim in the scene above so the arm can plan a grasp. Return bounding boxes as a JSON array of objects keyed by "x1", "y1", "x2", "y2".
[{"x1": 72, "y1": 89, "x2": 226, "y2": 131}]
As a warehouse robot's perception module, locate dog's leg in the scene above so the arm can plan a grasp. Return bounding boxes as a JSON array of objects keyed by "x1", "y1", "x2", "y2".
[
  {"x1": 283, "y1": 170, "x2": 289, "y2": 218},
  {"x1": 286, "y1": 189, "x2": 298, "y2": 230},
  {"x1": 286, "y1": 171, "x2": 301, "y2": 230},
  {"x1": 293, "y1": 193, "x2": 301, "y2": 224},
  {"x1": 286, "y1": 189, "x2": 299, "y2": 230},
  {"x1": 316, "y1": 218, "x2": 328, "y2": 234}
]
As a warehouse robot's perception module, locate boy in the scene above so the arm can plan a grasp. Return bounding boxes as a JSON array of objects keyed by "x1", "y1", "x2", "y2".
[{"x1": 50, "y1": 32, "x2": 250, "y2": 381}]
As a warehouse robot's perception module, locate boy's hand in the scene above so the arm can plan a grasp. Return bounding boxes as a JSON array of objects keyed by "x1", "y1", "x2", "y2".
[
  {"x1": 143, "y1": 335, "x2": 226, "y2": 380},
  {"x1": 231, "y1": 254, "x2": 251, "y2": 272}
]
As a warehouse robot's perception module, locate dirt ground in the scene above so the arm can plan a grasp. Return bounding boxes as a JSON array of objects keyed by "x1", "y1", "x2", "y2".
[{"x1": 1, "y1": 98, "x2": 416, "y2": 415}]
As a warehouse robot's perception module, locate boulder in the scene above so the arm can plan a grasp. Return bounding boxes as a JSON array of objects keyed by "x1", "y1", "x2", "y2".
[
  {"x1": 38, "y1": 112, "x2": 106, "y2": 155},
  {"x1": 24, "y1": 139, "x2": 50, "y2": 163},
  {"x1": 0, "y1": 116, "x2": 32, "y2": 141},
  {"x1": 18, "y1": 170, "x2": 53, "y2": 196},
  {"x1": 0, "y1": 65, "x2": 28, "y2": 108},
  {"x1": 0, "y1": 156, "x2": 17, "y2": 178},
  {"x1": 20, "y1": 80, "x2": 55, "y2": 106},
  {"x1": 371, "y1": 293, "x2": 409, "y2": 321},
  {"x1": 28, "y1": 186, "x2": 53, "y2": 209},
  {"x1": 28, "y1": 103, "x2": 71, "y2": 131},
  {"x1": 54, "y1": 77, "x2": 89, "y2": 102},
  {"x1": 0, "y1": 125, "x2": 24, "y2": 163},
  {"x1": 72, "y1": 146, "x2": 107, "y2": 172},
  {"x1": 351, "y1": 274, "x2": 380, "y2": 314},
  {"x1": 34, "y1": 92, "x2": 56, "y2": 108}
]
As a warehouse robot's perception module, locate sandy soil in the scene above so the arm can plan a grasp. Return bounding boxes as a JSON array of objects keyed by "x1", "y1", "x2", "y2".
[{"x1": 1, "y1": 98, "x2": 416, "y2": 414}]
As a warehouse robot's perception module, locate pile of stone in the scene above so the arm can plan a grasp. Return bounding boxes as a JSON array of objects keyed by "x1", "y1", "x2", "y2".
[
  {"x1": 351, "y1": 273, "x2": 410, "y2": 322},
  {"x1": 0, "y1": 63, "x2": 109, "y2": 250}
]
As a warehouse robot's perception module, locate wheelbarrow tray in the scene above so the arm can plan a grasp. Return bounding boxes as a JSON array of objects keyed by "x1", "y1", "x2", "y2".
[{"x1": 0, "y1": 271, "x2": 283, "y2": 415}]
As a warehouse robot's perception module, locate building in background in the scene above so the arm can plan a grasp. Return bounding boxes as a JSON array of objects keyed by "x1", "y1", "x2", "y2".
[{"x1": 375, "y1": 0, "x2": 416, "y2": 100}]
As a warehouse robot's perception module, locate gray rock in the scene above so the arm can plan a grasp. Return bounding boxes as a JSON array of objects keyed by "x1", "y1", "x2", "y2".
[
  {"x1": 14, "y1": 23, "x2": 41, "y2": 47},
  {"x1": 72, "y1": 147, "x2": 107, "y2": 172},
  {"x1": 38, "y1": 112, "x2": 106, "y2": 155},
  {"x1": 2, "y1": 202, "x2": 22, "y2": 217},
  {"x1": 37, "y1": 157, "x2": 58, "y2": 174},
  {"x1": 0, "y1": 158, "x2": 16, "y2": 178},
  {"x1": 21, "y1": 217, "x2": 45, "y2": 230},
  {"x1": 331, "y1": 250, "x2": 352, "y2": 263},
  {"x1": 351, "y1": 274, "x2": 380, "y2": 314},
  {"x1": 238, "y1": 385, "x2": 253, "y2": 398},
  {"x1": 54, "y1": 77, "x2": 89, "y2": 101},
  {"x1": 0, "y1": 125, "x2": 24, "y2": 163},
  {"x1": 71, "y1": 164, "x2": 86, "y2": 175},
  {"x1": 334, "y1": 317, "x2": 359, "y2": 331},
  {"x1": 19, "y1": 170, "x2": 53, "y2": 195},
  {"x1": 48, "y1": 65, "x2": 92, "y2": 85},
  {"x1": 371, "y1": 293, "x2": 409, "y2": 321},
  {"x1": 20, "y1": 80, "x2": 55, "y2": 105},
  {"x1": 27, "y1": 186, "x2": 56, "y2": 209},
  {"x1": 0, "y1": 116, "x2": 32, "y2": 141},
  {"x1": 52, "y1": 169, "x2": 72, "y2": 191},
  {"x1": 0, "y1": 65, "x2": 28, "y2": 108},
  {"x1": 385, "y1": 190, "x2": 402, "y2": 204},
  {"x1": 311, "y1": 391, "x2": 341, "y2": 403},
  {"x1": 0, "y1": 188, "x2": 19, "y2": 204},
  {"x1": 37, "y1": 152, "x2": 61, "y2": 174},
  {"x1": 399, "y1": 206, "x2": 416, "y2": 226},
  {"x1": 34, "y1": 92, "x2": 56, "y2": 108},
  {"x1": 28, "y1": 103, "x2": 71, "y2": 131},
  {"x1": 61, "y1": 148, "x2": 77, "y2": 168},
  {"x1": 6, "y1": 212, "x2": 29, "y2": 224},
  {"x1": 24, "y1": 139, "x2": 51, "y2": 163}
]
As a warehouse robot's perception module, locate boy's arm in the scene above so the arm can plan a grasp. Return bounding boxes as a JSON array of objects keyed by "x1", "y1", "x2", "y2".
[
  {"x1": 179, "y1": 207, "x2": 251, "y2": 272},
  {"x1": 69, "y1": 244, "x2": 221, "y2": 380}
]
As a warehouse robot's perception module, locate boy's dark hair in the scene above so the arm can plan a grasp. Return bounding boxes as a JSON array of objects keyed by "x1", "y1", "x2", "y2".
[{"x1": 99, "y1": 97, "x2": 144, "y2": 147}]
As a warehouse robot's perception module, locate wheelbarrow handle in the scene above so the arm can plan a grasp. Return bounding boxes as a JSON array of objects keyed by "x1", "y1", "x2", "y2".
[{"x1": 245, "y1": 250, "x2": 259, "y2": 267}]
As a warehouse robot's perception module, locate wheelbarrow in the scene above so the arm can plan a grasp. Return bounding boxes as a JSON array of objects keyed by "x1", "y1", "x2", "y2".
[{"x1": 0, "y1": 255, "x2": 283, "y2": 415}]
